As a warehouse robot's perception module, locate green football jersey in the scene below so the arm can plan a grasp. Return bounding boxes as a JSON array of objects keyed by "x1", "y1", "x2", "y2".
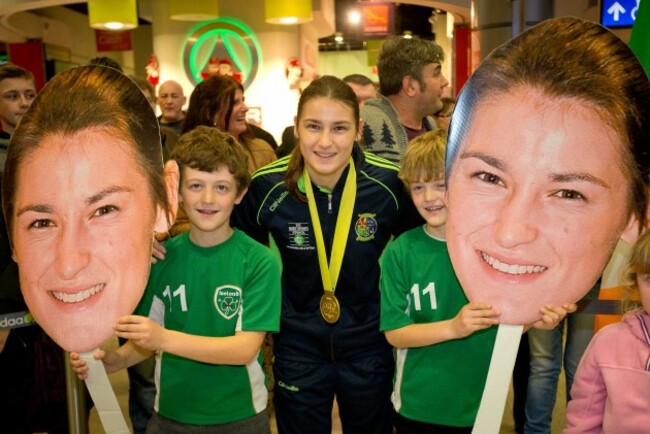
[
  {"x1": 136, "y1": 229, "x2": 281, "y2": 425},
  {"x1": 380, "y1": 226, "x2": 497, "y2": 427}
]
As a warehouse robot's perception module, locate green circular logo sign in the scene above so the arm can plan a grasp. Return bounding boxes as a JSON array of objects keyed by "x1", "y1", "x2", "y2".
[{"x1": 183, "y1": 18, "x2": 262, "y2": 89}]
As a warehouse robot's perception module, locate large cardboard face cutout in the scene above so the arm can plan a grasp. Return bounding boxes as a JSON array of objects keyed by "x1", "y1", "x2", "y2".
[
  {"x1": 2, "y1": 66, "x2": 177, "y2": 352},
  {"x1": 445, "y1": 17, "x2": 650, "y2": 325}
]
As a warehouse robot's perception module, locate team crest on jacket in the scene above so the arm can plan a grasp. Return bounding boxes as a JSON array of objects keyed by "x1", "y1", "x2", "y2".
[
  {"x1": 355, "y1": 213, "x2": 378, "y2": 241},
  {"x1": 288, "y1": 222, "x2": 313, "y2": 250},
  {"x1": 214, "y1": 285, "x2": 242, "y2": 320}
]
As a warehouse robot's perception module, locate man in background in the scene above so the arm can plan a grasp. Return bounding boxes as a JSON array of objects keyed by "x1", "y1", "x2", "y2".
[
  {"x1": 131, "y1": 75, "x2": 178, "y2": 160},
  {"x1": 343, "y1": 73, "x2": 377, "y2": 107},
  {"x1": 360, "y1": 36, "x2": 448, "y2": 164},
  {"x1": 157, "y1": 80, "x2": 187, "y2": 136}
]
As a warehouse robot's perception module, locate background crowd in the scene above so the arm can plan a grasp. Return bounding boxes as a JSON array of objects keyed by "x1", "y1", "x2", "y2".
[{"x1": 1, "y1": 15, "x2": 649, "y2": 434}]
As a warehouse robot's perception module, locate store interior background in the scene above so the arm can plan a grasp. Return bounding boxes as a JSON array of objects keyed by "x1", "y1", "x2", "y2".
[
  {"x1": 0, "y1": 0, "x2": 633, "y2": 144},
  {"x1": 0, "y1": 1, "x2": 636, "y2": 432}
]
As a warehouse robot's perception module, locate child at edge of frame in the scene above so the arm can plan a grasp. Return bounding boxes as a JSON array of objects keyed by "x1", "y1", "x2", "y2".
[
  {"x1": 565, "y1": 228, "x2": 650, "y2": 433},
  {"x1": 70, "y1": 125, "x2": 281, "y2": 434}
]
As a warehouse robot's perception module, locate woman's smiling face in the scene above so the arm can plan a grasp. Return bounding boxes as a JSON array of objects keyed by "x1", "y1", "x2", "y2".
[
  {"x1": 446, "y1": 86, "x2": 634, "y2": 324},
  {"x1": 12, "y1": 128, "x2": 164, "y2": 352},
  {"x1": 296, "y1": 96, "x2": 360, "y2": 191}
]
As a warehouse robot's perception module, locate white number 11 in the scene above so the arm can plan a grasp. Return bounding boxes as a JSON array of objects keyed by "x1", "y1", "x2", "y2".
[
  {"x1": 409, "y1": 282, "x2": 437, "y2": 311},
  {"x1": 162, "y1": 284, "x2": 188, "y2": 312}
]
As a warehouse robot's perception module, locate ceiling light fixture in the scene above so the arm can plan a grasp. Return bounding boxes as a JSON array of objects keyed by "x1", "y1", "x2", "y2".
[
  {"x1": 348, "y1": 9, "x2": 361, "y2": 25},
  {"x1": 88, "y1": 0, "x2": 138, "y2": 31},
  {"x1": 169, "y1": 0, "x2": 220, "y2": 21},
  {"x1": 265, "y1": 0, "x2": 313, "y2": 25}
]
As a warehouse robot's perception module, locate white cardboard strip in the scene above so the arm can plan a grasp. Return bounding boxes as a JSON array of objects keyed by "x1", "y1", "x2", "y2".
[
  {"x1": 80, "y1": 351, "x2": 131, "y2": 434},
  {"x1": 472, "y1": 324, "x2": 523, "y2": 434}
]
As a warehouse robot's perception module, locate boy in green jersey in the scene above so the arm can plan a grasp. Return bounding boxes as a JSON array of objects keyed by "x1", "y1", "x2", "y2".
[
  {"x1": 380, "y1": 129, "x2": 568, "y2": 432},
  {"x1": 380, "y1": 129, "x2": 500, "y2": 432},
  {"x1": 72, "y1": 126, "x2": 281, "y2": 433}
]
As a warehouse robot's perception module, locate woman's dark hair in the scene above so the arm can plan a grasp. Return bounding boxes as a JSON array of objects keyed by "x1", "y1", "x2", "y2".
[
  {"x1": 2, "y1": 65, "x2": 168, "y2": 241},
  {"x1": 182, "y1": 75, "x2": 244, "y2": 135},
  {"x1": 182, "y1": 74, "x2": 259, "y2": 165}
]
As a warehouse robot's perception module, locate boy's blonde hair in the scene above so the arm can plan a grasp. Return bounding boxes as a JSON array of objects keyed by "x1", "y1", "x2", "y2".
[
  {"x1": 399, "y1": 128, "x2": 447, "y2": 188},
  {"x1": 620, "y1": 230, "x2": 650, "y2": 312}
]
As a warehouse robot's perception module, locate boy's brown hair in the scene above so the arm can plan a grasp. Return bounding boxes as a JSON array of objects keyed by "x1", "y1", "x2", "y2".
[
  {"x1": 399, "y1": 128, "x2": 447, "y2": 188},
  {"x1": 0, "y1": 63, "x2": 35, "y2": 84},
  {"x1": 171, "y1": 125, "x2": 250, "y2": 194}
]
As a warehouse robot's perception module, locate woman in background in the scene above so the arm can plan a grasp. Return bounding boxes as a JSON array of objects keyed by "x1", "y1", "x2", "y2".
[{"x1": 182, "y1": 75, "x2": 276, "y2": 173}]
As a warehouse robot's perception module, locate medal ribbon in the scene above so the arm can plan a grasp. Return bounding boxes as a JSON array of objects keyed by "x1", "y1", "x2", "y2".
[{"x1": 303, "y1": 158, "x2": 356, "y2": 294}]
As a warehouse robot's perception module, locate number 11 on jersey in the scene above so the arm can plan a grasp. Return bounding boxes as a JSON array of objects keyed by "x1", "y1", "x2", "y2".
[
  {"x1": 163, "y1": 284, "x2": 188, "y2": 312},
  {"x1": 410, "y1": 283, "x2": 437, "y2": 311}
]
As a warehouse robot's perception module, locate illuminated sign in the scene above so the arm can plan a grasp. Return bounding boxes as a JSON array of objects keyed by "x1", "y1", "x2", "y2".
[
  {"x1": 601, "y1": 0, "x2": 641, "y2": 28},
  {"x1": 95, "y1": 29, "x2": 132, "y2": 52},
  {"x1": 361, "y1": 2, "x2": 395, "y2": 38},
  {"x1": 183, "y1": 18, "x2": 262, "y2": 88}
]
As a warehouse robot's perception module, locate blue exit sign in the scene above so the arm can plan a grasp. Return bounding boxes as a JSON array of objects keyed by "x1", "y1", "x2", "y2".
[{"x1": 601, "y1": 0, "x2": 641, "y2": 28}]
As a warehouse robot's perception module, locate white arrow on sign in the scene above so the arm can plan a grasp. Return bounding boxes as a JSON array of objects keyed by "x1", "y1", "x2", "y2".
[{"x1": 608, "y1": 1, "x2": 626, "y2": 21}]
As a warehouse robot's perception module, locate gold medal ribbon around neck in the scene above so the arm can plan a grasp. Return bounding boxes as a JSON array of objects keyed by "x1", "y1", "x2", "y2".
[{"x1": 303, "y1": 158, "x2": 356, "y2": 324}]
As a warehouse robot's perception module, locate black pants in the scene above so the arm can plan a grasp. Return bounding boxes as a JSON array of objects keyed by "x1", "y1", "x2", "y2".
[
  {"x1": 393, "y1": 411, "x2": 472, "y2": 434},
  {"x1": 274, "y1": 351, "x2": 394, "y2": 434}
]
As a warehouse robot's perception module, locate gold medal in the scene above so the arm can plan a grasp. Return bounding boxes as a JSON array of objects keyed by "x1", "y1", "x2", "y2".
[
  {"x1": 320, "y1": 292, "x2": 340, "y2": 324},
  {"x1": 304, "y1": 160, "x2": 355, "y2": 327}
]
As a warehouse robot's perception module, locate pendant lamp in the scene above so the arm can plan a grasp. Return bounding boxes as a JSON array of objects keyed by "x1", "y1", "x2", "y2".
[
  {"x1": 88, "y1": 0, "x2": 138, "y2": 31},
  {"x1": 265, "y1": 0, "x2": 313, "y2": 25},
  {"x1": 169, "y1": 0, "x2": 220, "y2": 21}
]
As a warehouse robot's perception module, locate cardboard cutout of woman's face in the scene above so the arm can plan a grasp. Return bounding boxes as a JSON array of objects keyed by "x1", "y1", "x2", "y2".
[
  {"x1": 5, "y1": 66, "x2": 178, "y2": 353},
  {"x1": 445, "y1": 86, "x2": 633, "y2": 324},
  {"x1": 444, "y1": 17, "x2": 648, "y2": 325}
]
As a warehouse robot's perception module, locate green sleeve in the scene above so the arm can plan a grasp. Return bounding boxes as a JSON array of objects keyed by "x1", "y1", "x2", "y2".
[
  {"x1": 380, "y1": 239, "x2": 415, "y2": 332},
  {"x1": 134, "y1": 262, "x2": 160, "y2": 317},
  {"x1": 241, "y1": 245, "x2": 282, "y2": 332}
]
